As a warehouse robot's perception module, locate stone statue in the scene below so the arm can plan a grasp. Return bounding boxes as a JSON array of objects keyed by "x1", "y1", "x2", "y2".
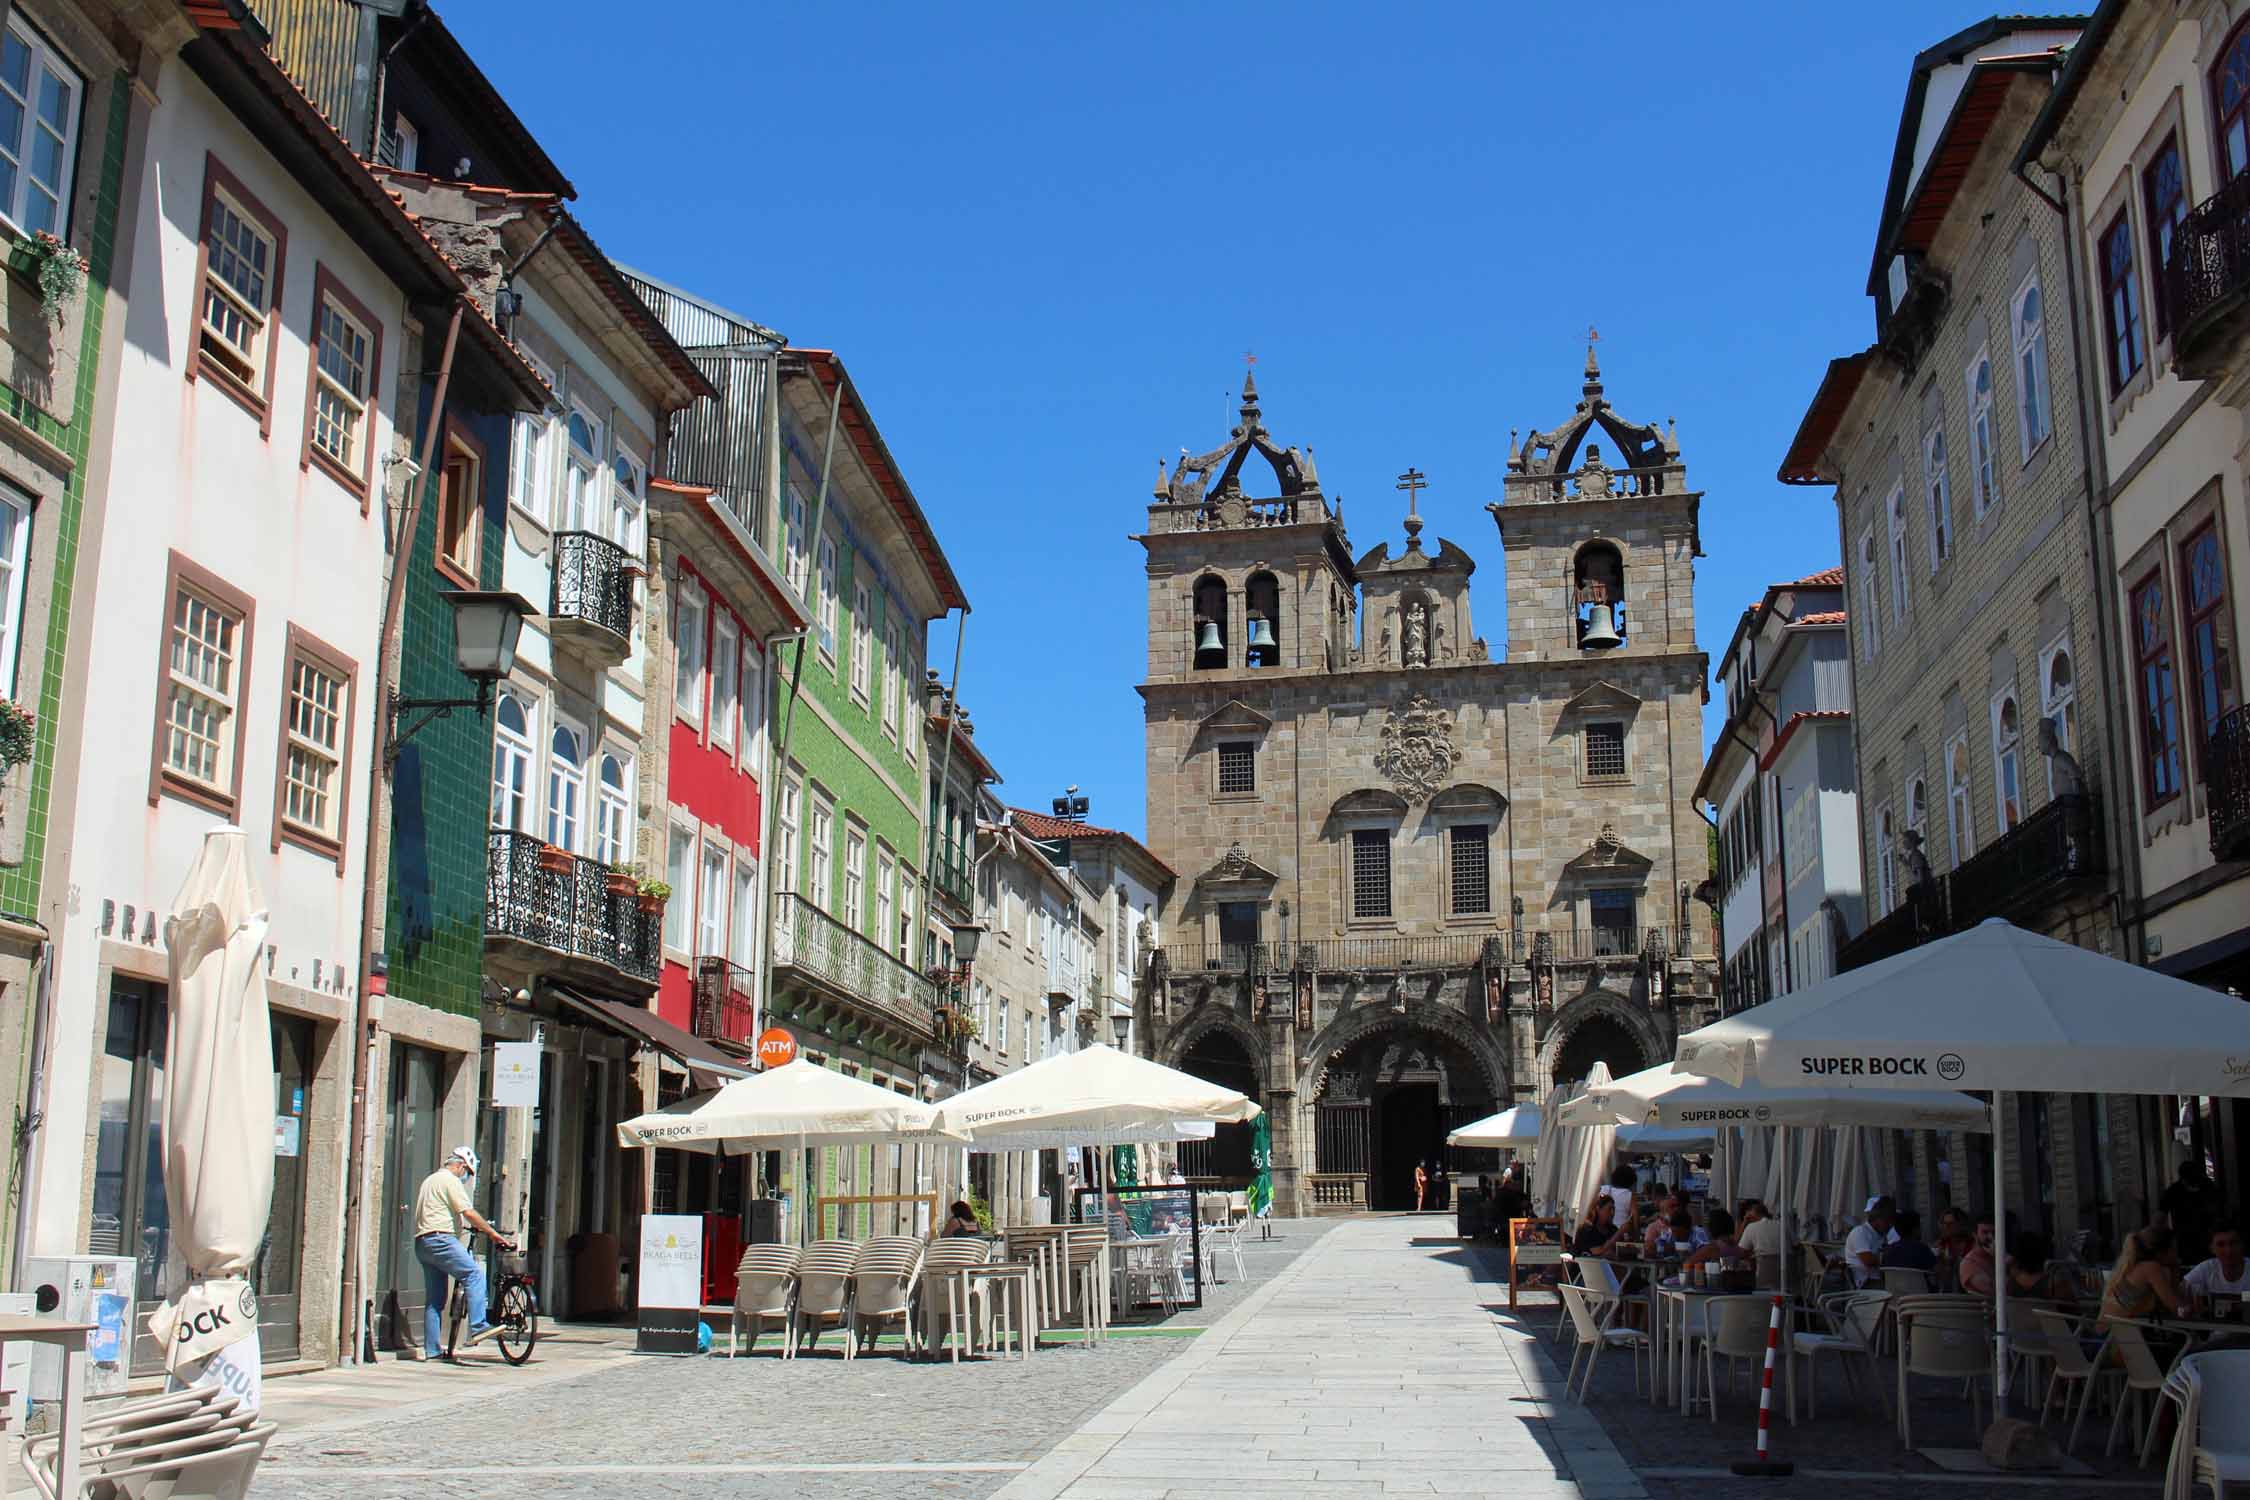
[
  {"x1": 2038, "y1": 717, "x2": 2085, "y2": 798},
  {"x1": 1378, "y1": 623, "x2": 1392, "y2": 665},
  {"x1": 1898, "y1": 827, "x2": 1933, "y2": 889},
  {"x1": 1404, "y1": 600, "x2": 1428, "y2": 667}
]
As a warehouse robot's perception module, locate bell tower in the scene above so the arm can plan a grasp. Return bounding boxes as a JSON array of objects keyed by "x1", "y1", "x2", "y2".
[{"x1": 1488, "y1": 341, "x2": 1700, "y2": 663}]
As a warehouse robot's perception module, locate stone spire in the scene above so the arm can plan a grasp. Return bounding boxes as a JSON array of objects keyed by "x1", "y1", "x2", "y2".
[
  {"x1": 1583, "y1": 328, "x2": 1604, "y2": 401},
  {"x1": 1238, "y1": 367, "x2": 1262, "y2": 434}
]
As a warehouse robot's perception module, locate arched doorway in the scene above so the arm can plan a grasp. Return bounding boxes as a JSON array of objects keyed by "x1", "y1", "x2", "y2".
[
  {"x1": 1314, "y1": 1022, "x2": 1502, "y2": 1211},
  {"x1": 1177, "y1": 1028, "x2": 1261, "y2": 1184},
  {"x1": 1553, "y1": 1013, "x2": 1648, "y2": 1092}
]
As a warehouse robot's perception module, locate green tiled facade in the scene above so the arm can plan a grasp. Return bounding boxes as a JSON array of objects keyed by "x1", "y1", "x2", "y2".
[
  {"x1": 383, "y1": 402, "x2": 508, "y2": 1019},
  {"x1": 0, "y1": 73, "x2": 127, "y2": 918}
]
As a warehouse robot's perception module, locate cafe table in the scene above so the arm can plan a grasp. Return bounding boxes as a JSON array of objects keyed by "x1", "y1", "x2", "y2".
[
  {"x1": 0, "y1": 1313, "x2": 94, "y2": 1499},
  {"x1": 927, "y1": 1262, "x2": 1037, "y2": 1363}
]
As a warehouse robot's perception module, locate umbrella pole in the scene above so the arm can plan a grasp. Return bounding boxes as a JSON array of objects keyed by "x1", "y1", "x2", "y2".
[{"x1": 1992, "y1": 1091, "x2": 2010, "y2": 1412}]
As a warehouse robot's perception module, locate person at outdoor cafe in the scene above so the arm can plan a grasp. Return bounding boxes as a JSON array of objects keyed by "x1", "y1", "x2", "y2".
[
  {"x1": 2185, "y1": 1223, "x2": 2250, "y2": 1298},
  {"x1": 940, "y1": 1200, "x2": 982, "y2": 1238},
  {"x1": 1684, "y1": 1208, "x2": 1746, "y2": 1271},
  {"x1": 1880, "y1": 1209, "x2": 1939, "y2": 1273},
  {"x1": 1934, "y1": 1206, "x2": 1976, "y2": 1282},
  {"x1": 1736, "y1": 1200, "x2": 1781, "y2": 1258},
  {"x1": 1958, "y1": 1214, "x2": 1999, "y2": 1296},
  {"x1": 2002, "y1": 1230, "x2": 2079, "y2": 1304},
  {"x1": 2100, "y1": 1227, "x2": 2192, "y2": 1328},
  {"x1": 1573, "y1": 1193, "x2": 1624, "y2": 1258},
  {"x1": 1640, "y1": 1192, "x2": 1688, "y2": 1256},
  {"x1": 1597, "y1": 1164, "x2": 1637, "y2": 1227},
  {"x1": 1844, "y1": 1196, "x2": 1897, "y2": 1287}
]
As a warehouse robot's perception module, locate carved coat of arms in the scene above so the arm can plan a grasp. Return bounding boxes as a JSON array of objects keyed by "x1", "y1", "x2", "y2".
[{"x1": 1374, "y1": 692, "x2": 1459, "y2": 804}]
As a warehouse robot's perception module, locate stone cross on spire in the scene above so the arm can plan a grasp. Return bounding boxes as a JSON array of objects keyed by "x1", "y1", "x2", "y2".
[{"x1": 1396, "y1": 467, "x2": 1427, "y2": 552}]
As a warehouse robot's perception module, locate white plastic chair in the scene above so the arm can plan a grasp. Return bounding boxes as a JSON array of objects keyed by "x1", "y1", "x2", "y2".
[
  {"x1": 2033, "y1": 1306, "x2": 2116, "y2": 1452},
  {"x1": 1793, "y1": 1290, "x2": 1889, "y2": 1422},
  {"x1": 2161, "y1": 1350, "x2": 2250, "y2": 1500},
  {"x1": 2105, "y1": 1319, "x2": 2177, "y2": 1465},
  {"x1": 789, "y1": 1239, "x2": 860, "y2": 1358},
  {"x1": 850, "y1": 1235, "x2": 926, "y2": 1356},
  {"x1": 730, "y1": 1244, "x2": 800, "y2": 1356},
  {"x1": 1204, "y1": 1203, "x2": 1246, "y2": 1284},
  {"x1": 1701, "y1": 1295, "x2": 1779, "y2": 1425},
  {"x1": 1895, "y1": 1297, "x2": 1991, "y2": 1449},
  {"x1": 919, "y1": 1238, "x2": 998, "y2": 1356},
  {"x1": 1560, "y1": 1283, "x2": 1649, "y2": 1403}
]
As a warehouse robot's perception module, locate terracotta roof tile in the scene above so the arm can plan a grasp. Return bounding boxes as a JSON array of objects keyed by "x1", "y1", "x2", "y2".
[
  {"x1": 1792, "y1": 566, "x2": 1845, "y2": 587},
  {"x1": 1006, "y1": 808, "x2": 1177, "y2": 879},
  {"x1": 1793, "y1": 610, "x2": 1848, "y2": 626}
]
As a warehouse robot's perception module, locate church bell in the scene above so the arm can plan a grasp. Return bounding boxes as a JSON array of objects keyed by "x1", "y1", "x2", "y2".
[
  {"x1": 1194, "y1": 619, "x2": 1225, "y2": 666},
  {"x1": 1578, "y1": 602, "x2": 1622, "y2": 650},
  {"x1": 1246, "y1": 614, "x2": 1277, "y2": 653}
]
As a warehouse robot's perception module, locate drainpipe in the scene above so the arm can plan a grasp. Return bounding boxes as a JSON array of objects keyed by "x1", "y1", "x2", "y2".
[
  {"x1": 6, "y1": 923, "x2": 52, "y2": 1286},
  {"x1": 343, "y1": 300, "x2": 464, "y2": 1366},
  {"x1": 918, "y1": 610, "x2": 970, "y2": 977}
]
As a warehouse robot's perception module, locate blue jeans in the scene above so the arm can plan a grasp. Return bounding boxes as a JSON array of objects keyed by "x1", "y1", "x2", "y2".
[{"x1": 414, "y1": 1233, "x2": 485, "y2": 1356}]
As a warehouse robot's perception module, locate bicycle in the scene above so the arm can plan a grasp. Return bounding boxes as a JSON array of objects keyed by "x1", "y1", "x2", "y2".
[{"x1": 443, "y1": 1227, "x2": 539, "y2": 1365}]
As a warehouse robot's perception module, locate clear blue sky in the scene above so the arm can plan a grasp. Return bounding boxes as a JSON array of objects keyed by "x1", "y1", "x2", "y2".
[{"x1": 452, "y1": 0, "x2": 2008, "y2": 840}]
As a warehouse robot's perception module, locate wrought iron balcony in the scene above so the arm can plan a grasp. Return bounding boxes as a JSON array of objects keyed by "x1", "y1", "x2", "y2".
[
  {"x1": 2166, "y1": 171, "x2": 2250, "y2": 380},
  {"x1": 485, "y1": 829, "x2": 660, "y2": 988},
  {"x1": 930, "y1": 843, "x2": 973, "y2": 912},
  {"x1": 2209, "y1": 705, "x2": 2250, "y2": 862},
  {"x1": 769, "y1": 890, "x2": 937, "y2": 1038},
  {"x1": 1836, "y1": 877, "x2": 1953, "y2": 974},
  {"x1": 549, "y1": 530, "x2": 636, "y2": 664},
  {"x1": 692, "y1": 956, "x2": 758, "y2": 1046}
]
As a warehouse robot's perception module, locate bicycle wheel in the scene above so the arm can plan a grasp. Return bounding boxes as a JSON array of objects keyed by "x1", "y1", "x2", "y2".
[{"x1": 494, "y1": 1280, "x2": 539, "y2": 1366}]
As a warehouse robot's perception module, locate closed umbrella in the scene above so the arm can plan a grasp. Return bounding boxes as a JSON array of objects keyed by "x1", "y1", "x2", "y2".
[
  {"x1": 1247, "y1": 1111, "x2": 1273, "y2": 1224},
  {"x1": 1673, "y1": 917, "x2": 2250, "y2": 1411},
  {"x1": 1530, "y1": 1085, "x2": 1568, "y2": 1215},
  {"x1": 148, "y1": 828, "x2": 274, "y2": 1408},
  {"x1": 1555, "y1": 1061, "x2": 1619, "y2": 1226},
  {"x1": 1735, "y1": 1126, "x2": 1772, "y2": 1210}
]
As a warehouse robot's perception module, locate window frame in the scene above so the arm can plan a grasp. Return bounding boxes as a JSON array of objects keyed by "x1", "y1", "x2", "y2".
[
  {"x1": 710, "y1": 609, "x2": 739, "y2": 752},
  {"x1": 594, "y1": 747, "x2": 632, "y2": 867},
  {"x1": 0, "y1": 480, "x2": 32, "y2": 699},
  {"x1": 1943, "y1": 732, "x2": 1976, "y2": 868},
  {"x1": 0, "y1": 15, "x2": 83, "y2": 241},
  {"x1": 697, "y1": 835, "x2": 728, "y2": 958},
  {"x1": 1966, "y1": 349, "x2": 1999, "y2": 521},
  {"x1": 561, "y1": 405, "x2": 602, "y2": 535},
  {"x1": 2040, "y1": 639, "x2": 2078, "y2": 800},
  {"x1": 673, "y1": 570, "x2": 707, "y2": 729},
  {"x1": 849, "y1": 578, "x2": 872, "y2": 705},
  {"x1": 2098, "y1": 205, "x2": 2146, "y2": 396},
  {"x1": 776, "y1": 773, "x2": 803, "y2": 895},
  {"x1": 2143, "y1": 131, "x2": 2189, "y2": 342},
  {"x1": 1348, "y1": 825, "x2": 1393, "y2": 923},
  {"x1": 270, "y1": 624, "x2": 357, "y2": 870},
  {"x1": 1990, "y1": 688, "x2": 2024, "y2": 833},
  {"x1": 739, "y1": 637, "x2": 764, "y2": 779},
  {"x1": 2012, "y1": 271, "x2": 2053, "y2": 459},
  {"x1": 1446, "y1": 821, "x2": 1492, "y2": 918},
  {"x1": 2177, "y1": 517, "x2": 2237, "y2": 783},
  {"x1": 1923, "y1": 423, "x2": 1952, "y2": 570},
  {"x1": 843, "y1": 823, "x2": 868, "y2": 932},
  {"x1": 2214, "y1": 14, "x2": 2250, "y2": 183},
  {"x1": 1876, "y1": 806, "x2": 1898, "y2": 915},
  {"x1": 432, "y1": 420, "x2": 484, "y2": 588},
  {"x1": 149, "y1": 551, "x2": 255, "y2": 817},
  {"x1": 1215, "y1": 739, "x2": 1256, "y2": 798},
  {"x1": 300, "y1": 265, "x2": 384, "y2": 508},
  {"x1": 491, "y1": 688, "x2": 533, "y2": 832},
  {"x1": 189, "y1": 155, "x2": 288, "y2": 430},
  {"x1": 2130, "y1": 566, "x2": 2185, "y2": 809},
  {"x1": 545, "y1": 712, "x2": 587, "y2": 854},
  {"x1": 507, "y1": 353, "x2": 556, "y2": 526},
  {"x1": 816, "y1": 532, "x2": 839, "y2": 661},
  {"x1": 1887, "y1": 484, "x2": 1911, "y2": 623},
  {"x1": 663, "y1": 819, "x2": 695, "y2": 955},
  {"x1": 808, "y1": 790, "x2": 835, "y2": 911},
  {"x1": 730, "y1": 854, "x2": 759, "y2": 971},
  {"x1": 1856, "y1": 527, "x2": 1880, "y2": 661},
  {"x1": 1583, "y1": 719, "x2": 1627, "y2": 782}
]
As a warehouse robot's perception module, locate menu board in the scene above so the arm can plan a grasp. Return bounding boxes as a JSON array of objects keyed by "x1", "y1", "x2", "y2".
[
  {"x1": 1074, "y1": 1186, "x2": 1204, "y2": 1309},
  {"x1": 1507, "y1": 1217, "x2": 1566, "y2": 1310}
]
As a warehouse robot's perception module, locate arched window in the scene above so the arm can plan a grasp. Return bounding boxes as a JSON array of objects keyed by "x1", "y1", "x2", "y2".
[
  {"x1": 1572, "y1": 543, "x2": 1626, "y2": 649},
  {"x1": 1245, "y1": 571, "x2": 1280, "y2": 668},
  {"x1": 491, "y1": 691, "x2": 531, "y2": 832},
  {"x1": 1945, "y1": 734, "x2": 1975, "y2": 867},
  {"x1": 563, "y1": 410, "x2": 600, "y2": 533},
  {"x1": 1923, "y1": 425, "x2": 1951, "y2": 567},
  {"x1": 2041, "y1": 643, "x2": 2077, "y2": 797},
  {"x1": 1991, "y1": 693, "x2": 2024, "y2": 832},
  {"x1": 610, "y1": 452, "x2": 642, "y2": 549},
  {"x1": 1192, "y1": 575, "x2": 1228, "y2": 670},
  {"x1": 2215, "y1": 15, "x2": 2250, "y2": 179},
  {"x1": 1967, "y1": 351, "x2": 1998, "y2": 518},
  {"x1": 547, "y1": 721, "x2": 584, "y2": 852},
  {"x1": 1906, "y1": 775, "x2": 1929, "y2": 844},
  {"x1": 1877, "y1": 807, "x2": 1898, "y2": 914},
  {"x1": 595, "y1": 751, "x2": 631, "y2": 866}
]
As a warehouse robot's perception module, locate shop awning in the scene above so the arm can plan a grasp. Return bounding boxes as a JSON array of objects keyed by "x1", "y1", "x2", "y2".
[{"x1": 551, "y1": 987, "x2": 750, "y2": 1091}]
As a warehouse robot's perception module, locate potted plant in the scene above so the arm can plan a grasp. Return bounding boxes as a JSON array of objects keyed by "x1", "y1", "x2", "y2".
[
  {"x1": 22, "y1": 231, "x2": 86, "y2": 324},
  {"x1": 0, "y1": 698, "x2": 32, "y2": 823},
  {"x1": 637, "y1": 879, "x2": 671, "y2": 915},
  {"x1": 606, "y1": 862, "x2": 641, "y2": 898},
  {"x1": 536, "y1": 842, "x2": 574, "y2": 874}
]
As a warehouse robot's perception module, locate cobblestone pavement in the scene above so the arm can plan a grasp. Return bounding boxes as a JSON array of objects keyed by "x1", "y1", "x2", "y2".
[
  {"x1": 1469, "y1": 1243, "x2": 2166, "y2": 1500},
  {"x1": 248, "y1": 1221, "x2": 1330, "y2": 1499}
]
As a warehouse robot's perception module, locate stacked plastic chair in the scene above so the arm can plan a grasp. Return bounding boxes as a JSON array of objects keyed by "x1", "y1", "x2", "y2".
[
  {"x1": 790, "y1": 1239, "x2": 861, "y2": 1359},
  {"x1": 849, "y1": 1236, "x2": 926, "y2": 1357},
  {"x1": 20, "y1": 1385, "x2": 274, "y2": 1500},
  {"x1": 919, "y1": 1237, "x2": 999, "y2": 1357},
  {"x1": 730, "y1": 1244, "x2": 802, "y2": 1357}
]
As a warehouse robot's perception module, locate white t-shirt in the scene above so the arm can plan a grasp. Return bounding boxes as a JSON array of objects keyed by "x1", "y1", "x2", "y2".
[
  {"x1": 1739, "y1": 1217, "x2": 1783, "y2": 1258},
  {"x1": 2185, "y1": 1258, "x2": 2250, "y2": 1295},
  {"x1": 1598, "y1": 1185, "x2": 1634, "y2": 1223},
  {"x1": 1844, "y1": 1222, "x2": 1888, "y2": 1285}
]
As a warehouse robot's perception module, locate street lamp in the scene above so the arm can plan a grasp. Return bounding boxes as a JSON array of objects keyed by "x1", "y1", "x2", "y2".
[
  {"x1": 949, "y1": 920, "x2": 986, "y2": 970},
  {"x1": 388, "y1": 590, "x2": 535, "y2": 763},
  {"x1": 1110, "y1": 1012, "x2": 1131, "y2": 1049}
]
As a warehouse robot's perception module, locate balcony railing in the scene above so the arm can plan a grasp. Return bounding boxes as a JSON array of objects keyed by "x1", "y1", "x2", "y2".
[
  {"x1": 2210, "y1": 706, "x2": 2250, "y2": 862},
  {"x1": 692, "y1": 956, "x2": 758, "y2": 1046},
  {"x1": 931, "y1": 850, "x2": 972, "y2": 911},
  {"x1": 769, "y1": 890, "x2": 936, "y2": 1037},
  {"x1": 1837, "y1": 794, "x2": 2104, "y2": 973},
  {"x1": 550, "y1": 531, "x2": 635, "y2": 655},
  {"x1": 2165, "y1": 171, "x2": 2250, "y2": 377},
  {"x1": 486, "y1": 829, "x2": 660, "y2": 984}
]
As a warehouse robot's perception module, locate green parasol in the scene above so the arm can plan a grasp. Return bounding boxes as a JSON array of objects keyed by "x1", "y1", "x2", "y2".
[
  {"x1": 1114, "y1": 1144, "x2": 1139, "y2": 1187},
  {"x1": 1247, "y1": 1112, "x2": 1273, "y2": 1218}
]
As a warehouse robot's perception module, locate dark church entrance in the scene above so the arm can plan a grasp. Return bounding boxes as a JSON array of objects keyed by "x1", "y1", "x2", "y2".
[
  {"x1": 1313, "y1": 1023, "x2": 1500, "y2": 1212},
  {"x1": 1553, "y1": 1013, "x2": 1648, "y2": 1092},
  {"x1": 1374, "y1": 1082, "x2": 1446, "y2": 1210},
  {"x1": 1177, "y1": 1029, "x2": 1261, "y2": 1183}
]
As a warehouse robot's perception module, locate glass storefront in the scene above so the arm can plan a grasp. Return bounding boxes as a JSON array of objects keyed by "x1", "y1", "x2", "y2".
[{"x1": 375, "y1": 1040, "x2": 444, "y2": 1350}]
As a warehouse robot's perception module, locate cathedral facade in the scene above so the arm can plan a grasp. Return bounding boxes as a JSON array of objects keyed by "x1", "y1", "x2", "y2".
[{"x1": 1137, "y1": 353, "x2": 1719, "y2": 1216}]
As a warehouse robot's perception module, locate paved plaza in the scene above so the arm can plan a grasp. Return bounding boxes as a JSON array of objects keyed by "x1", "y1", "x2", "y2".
[{"x1": 237, "y1": 1220, "x2": 2174, "y2": 1499}]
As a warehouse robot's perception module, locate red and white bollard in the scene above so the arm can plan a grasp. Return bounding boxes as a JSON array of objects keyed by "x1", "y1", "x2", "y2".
[{"x1": 1730, "y1": 1293, "x2": 1795, "y2": 1477}]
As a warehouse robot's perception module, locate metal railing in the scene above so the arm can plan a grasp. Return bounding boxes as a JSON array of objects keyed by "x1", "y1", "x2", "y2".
[
  {"x1": 1535, "y1": 925, "x2": 1676, "y2": 962},
  {"x1": 692, "y1": 956, "x2": 757, "y2": 1046},
  {"x1": 2209, "y1": 705, "x2": 2250, "y2": 862},
  {"x1": 931, "y1": 854, "x2": 972, "y2": 911},
  {"x1": 485, "y1": 829, "x2": 660, "y2": 983},
  {"x1": 550, "y1": 531, "x2": 635, "y2": 644},
  {"x1": 2165, "y1": 170, "x2": 2250, "y2": 365},
  {"x1": 770, "y1": 890, "x2": 937, "y2": 1036}
]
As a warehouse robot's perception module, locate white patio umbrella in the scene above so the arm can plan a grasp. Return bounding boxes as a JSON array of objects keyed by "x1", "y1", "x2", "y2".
[
  {"x1": 148, "y1": 828, "x2": 274, "y2": 1409},
  {"x1": 1446, "y1": 1104, "x2": 1541, "y2": 1149},
  {"x1": 1551, "y1": 1062, "x2": 1620, "y2": 1225},
  {"x1": 1616, "y1": 1124, "x2": 1715, "y2": 1152},
  {"x1": 1734, "y1": 1125, "x2": 1772, "y2": 1210},
  {"x1": 1673, "y1": 917, "x2": 2250, "y2": 1410},
  {"x1": 930, "y1": 1043, "x2": 1260, "y2": 1150}
]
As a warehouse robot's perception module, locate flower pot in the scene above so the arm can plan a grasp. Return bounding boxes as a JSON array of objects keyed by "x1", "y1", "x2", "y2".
[
  {"x1": 537, "y1": 846, "x2": 574, "y2": 874},
  {"x1": 606, "y1": 872, "x2": 638, "y2": 897},
  {"x1": 637, "y1": 894, "x2": 665, "y2": 915}
]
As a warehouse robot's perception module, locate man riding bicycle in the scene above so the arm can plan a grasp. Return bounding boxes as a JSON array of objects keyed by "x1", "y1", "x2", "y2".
[{"x1": 414, "y1": 1146, "x2": 513, "y2": 1359}]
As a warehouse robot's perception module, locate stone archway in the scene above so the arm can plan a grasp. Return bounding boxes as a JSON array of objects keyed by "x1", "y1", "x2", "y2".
[
  {"x1": 1303, "y1": 1003, "x2": 1511, "y2": 1211},
  {"x1": 1161, "y1": 1009, "x2": 1270, "y2": 1096},
  {"x1": 1541, "y1": 986, "x2": 1664, "y2": 1092}
]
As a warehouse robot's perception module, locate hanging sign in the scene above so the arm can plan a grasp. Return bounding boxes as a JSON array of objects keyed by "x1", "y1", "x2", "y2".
[
  {"x1": 492, "y1": 1042, "x2": 541, "y2": 1107},
  {"x1": 755, "y1": 1028, "x2": 798, "y2": 1069},
  {"x1": 636, "y1": 1214, "x2": 703, "y2": 1355}
]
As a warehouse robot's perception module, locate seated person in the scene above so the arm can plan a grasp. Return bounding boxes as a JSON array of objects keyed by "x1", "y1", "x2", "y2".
[
  {"x1": 1684, "y1": 1208, "x2": 1746, "y2": 1270},
  {"x1": 1597, "y1": 1166, "x2": 1637, "y2": 1230},
  {"x1": 1573, "y1": 1193, "x2": 1623, "y2": 1258},
  {"x1": 2002, "y1": 1229, "x2": 2078, "y2": 1304},
  {"x1": 1957, "y1": 1215, "x2": 1998, "y2": 1297},
  {"x1": 1737, "y1": 1200, "x2": 1782, "y2": 1258},
  {"x1": 2185, "y1": 1223, "x2": 2250, "y2": 1299},
  {"x1": 940, "y1": 1200, "x2": 982, "y2": 1238},
  {"x1": 1880, "y1": 1209, "x2": 1940, "y2": 1273},
  {"x1": 2100, "y1": 1226, "x2": 2191, "y2": 1329},
  {"x1": 1844, "y1": 1197, "x2": 1898, "y2": 1288},
  {"x1": 1641, "y1": 1194, "x2": 1687, "y2": 1256}
]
